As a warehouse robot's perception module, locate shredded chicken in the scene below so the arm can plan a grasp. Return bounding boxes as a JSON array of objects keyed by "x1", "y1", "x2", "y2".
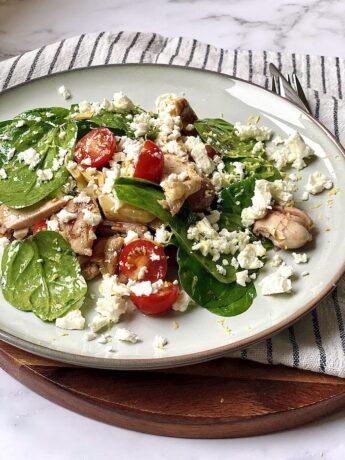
[
  {"x1": 173, "y1": 97, "x2": 198, "y2": 135},
  {"x1": 253, "y1": 206, "x2": 313, "y2": 250},
  {"x1": 52, "y1": 198, "x2": 101, "y2": 256},
  {"x1": 160, "y1": 154, "x2": 202, "y2": 215}
]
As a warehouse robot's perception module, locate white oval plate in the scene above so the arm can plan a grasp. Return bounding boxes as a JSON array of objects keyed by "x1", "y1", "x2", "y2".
[{"x1": 0, "y1": 64, "x2": 344, "y2": 370}]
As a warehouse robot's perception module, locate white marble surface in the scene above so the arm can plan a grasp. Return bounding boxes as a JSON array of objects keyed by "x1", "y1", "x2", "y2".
[{"x1": 1, "y1": 0, "x2": 345, "y2": 458}]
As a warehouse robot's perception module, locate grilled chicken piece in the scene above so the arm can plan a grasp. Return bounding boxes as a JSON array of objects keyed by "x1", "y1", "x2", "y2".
[
  {"x1": 79, "y1": 236, "x2": 124, "y2": 281},
  {"x1": 253, "y1": 206, "x2": 313, "y2": 250},
  {"x1": 0, "y1": 198, "x2": 66, "y2": 231},
  {"x1": 97, "y1": 220, "x2": 148, "y2": 237},
  {"x1": 187, "y1": 178, "x2": 215, "y2": 211},
  {"x1": 52, "y1": 199, "x2": 101, "y2": 256},
  {"x1": 13, "y1": 228, "x2": 29, "y2": 240},
  {"x1": 160, "y1": 154, "x2": 202, "y2": 215},
  {"x1": 174, "y1": 97, "x2": 198, "y2": 135}
]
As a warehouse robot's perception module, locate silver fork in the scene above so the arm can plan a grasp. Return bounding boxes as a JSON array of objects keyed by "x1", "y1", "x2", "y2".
[{"x1": 269, "y1": 63, "x2": 311, "y2": 114}]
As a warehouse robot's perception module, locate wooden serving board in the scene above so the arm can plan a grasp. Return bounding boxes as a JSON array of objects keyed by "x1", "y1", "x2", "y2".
[{"x1": 1, "y1": 340, "x2": 345, "y2": 438}]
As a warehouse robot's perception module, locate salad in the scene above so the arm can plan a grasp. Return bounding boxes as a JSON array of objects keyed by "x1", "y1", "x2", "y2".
[{"x1": 0, "y1": 90, "x2": 333, "y2": 342}]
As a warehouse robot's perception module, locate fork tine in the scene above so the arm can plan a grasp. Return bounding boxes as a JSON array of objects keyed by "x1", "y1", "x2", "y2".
[
  {"x1": 271, "y1": 76, "x2": 280, "y2": 95},
  {"x1": 292, "y1": 73, "x2": 312, "y2": 113}
]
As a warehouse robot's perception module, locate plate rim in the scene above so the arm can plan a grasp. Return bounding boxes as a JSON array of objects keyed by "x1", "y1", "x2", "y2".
[{"x1": 0, "y1": 62, "x2": 344, "y2": 370}]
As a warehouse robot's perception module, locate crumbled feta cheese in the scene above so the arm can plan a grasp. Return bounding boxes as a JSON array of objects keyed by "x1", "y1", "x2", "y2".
[
  {"x1": 113, "y1": 92, "x2": 134, "y2": 112},
  {"x1": 0, "y1": 168, "x2": 7, "y2": 180},
  {"x1": 155, "y1": 93, "x2": 178, "y2": 114},
  {"x1": 81, "y1": 209, "x2": 101, "y2": 226},
  {"x1": 84, "y1": 331, "x2": 97, "y2": 341},
  {"x1": 102, "y1": 166, "x2": 120, "y2": 194},
  {"x1": 292, "y1": 252, "x2": 308, "y2": 264},
  {"x1": 129, "y1": 280, "x2": 153, "y2": 297},
  {"x1": 172, "y1": 290, "x2": 191, "y2": 312},
  {"x1": 124, "y1": 230, "x2": 139, "y2": 245},
  {"x1": 161, "y1": 140, "x2": 187, "y2": 158},
  {"x1": 58, "y1": 85, "x2": 72, "y2": 100},
  {"x1": 237, "y1": 243, "x2": 266, "y2": 269},
  {"x1": 130, "y1": 112, "x2": 154, "y2": 138},
  {"x1": 73, "y1": 191, "x2": 91, "y2": 204},
  {"x1": 271, "y1": 254, "x2": 283, "y2": 267},
  {"x1": 15, "y1": 119, "x2": 25, "y2": 128},
  {"x1": 241, "y1": 179, "x2": 293, "y2": 226},
  {"x1": 154, "y1": 225, "x2": 172, "y2": 245},
  {"x1": 99, "y1": 274, "x2": 131, "y2": 298},
  {"x1": 143, "y1": 231, "x2": 153, "y2": 241},
  {"x1": 96, "y1": 295, "x2": 128, "y2": 323},
  {"x1": 6, "y1": 147, "x2": 15, "y2": 160},
  {"x1": 216, "y1": 264, "x2": 227, "y2": 276},
  {"x1": 252, "y1": 141, "x2": 264, "y2": 153},
  {"x1": 57, "y1": 209, "x2": 77, "y2": 223},
  {"x1": 236, "y1": 270, "x2": 250, "y2": 287},
  {"x1": 36, "y1": 168, "x2": 53, "y2": 182},
  {"x1": 305, "y1": 171, "x2": 333, "y2": 195},
  {"x1": 184, "y1": 136, "x2": 215, "y2": 175},
  {"x1": 115, "y1": 328, "x2": 140, "y2": 343},
  {"x1": 150, "y1": 252, "x2": 160, "y2": 261},
  {"x1": 234, "y1": 122, "x2": 272, "y2": 141},
  {"x1": 154, "y1": 335, "x2": 168, "y2": 349},
  {"x1": 46, "y1": 219, "x2": 59, "y2": 231},
  {"x1": 259, "y1": 264, "x2": 293, "y2": 295},
  {"x1": 301, "y1": 191, "x2": 309, "y2": 201},
  {"x1": 17, "y1": 148, "x2": 40, "y2": 170},
  {"x1": 266, "y1": 132, "x2": 314, "y2": 171},
  {"x1": 56, "y1": 310, "x2": 85, "y2": 330},
  {"x1": 231, "y1": 257, "x2": 239, "y2": 270},
  {"x1": 0, "y1": 236, "x2": 10, "y2": 247},
  {"x1": 89, "y1": 315, "x2": 111, "y2": 332},
  {"x1": 232, "y1": 161, "x2": 246, "y2": 179}
]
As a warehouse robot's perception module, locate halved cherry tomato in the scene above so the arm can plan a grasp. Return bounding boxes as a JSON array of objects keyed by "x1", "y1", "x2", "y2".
[
  {"x1": 32, "y1": 220, "x2": 48, "y2": 235},
  {"x1": 130, "y1": 281, "x2": 179, "y2": 315},
  {"x1": 134, "y1": 140, "x2": 164, "y2": 183},
  {"x1": 119, "y1": 239, "x2": 167, "y2": 282},
  {"x1": 74, "y1": 128, "x2": 116, "y2": 168}
]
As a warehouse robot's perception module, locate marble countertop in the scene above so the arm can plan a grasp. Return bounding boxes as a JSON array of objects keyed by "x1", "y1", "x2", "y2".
[{"x1": 1, "y1": 0, "x2": 345, "y2": 459}]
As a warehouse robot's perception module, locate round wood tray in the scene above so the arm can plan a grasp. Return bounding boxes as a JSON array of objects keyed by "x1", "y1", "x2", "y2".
[{"x1": 1, "y1": 340, "x2": 345, "y2": 438}]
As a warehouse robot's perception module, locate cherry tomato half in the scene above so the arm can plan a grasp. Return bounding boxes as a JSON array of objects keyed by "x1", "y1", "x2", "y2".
[
  {"x1": 74, "y1": 128, "x2": 116, "y2": 168},
  {"x1": 32, "y1": 220, "x2": 48, "y2": 235},
  {"x1": 134, "y1": 140, "x2": 164, "y2": 183},
  {"x1": 130, "y1": 281, "x2": 179, "y2": 315},
  {"x1": 119, "y1": 239, "x2": 167, "y2": 282}
]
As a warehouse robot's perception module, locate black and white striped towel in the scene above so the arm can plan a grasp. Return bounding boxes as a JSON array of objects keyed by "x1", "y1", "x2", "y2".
[{"x1": 1, "y1": 31, "x2": 345, "y2": 377}]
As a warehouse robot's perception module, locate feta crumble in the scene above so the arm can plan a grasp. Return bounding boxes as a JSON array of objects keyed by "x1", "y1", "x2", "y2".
[
  {"x1": 172, "y1": 290, "x2": 191, "y2": 312},
  {"x1": 271, "y1": 254, "x2": 283, "y2": 267},
  {"x1": 124, "y1": 230, "x2": 139, "y2": 245},
  {"x1": 241, "y1": 179, "x2": 294, "y2": 227},
  {"x1": 292, "y1": 252, "x2": 308, "y2": 264},
  {"x1": 58, "y1": 85, "x2": 72, "y2": 100},
  {"x1": 184, "y1": 136, "x2": 215, "y2": 175},
  {"x1": 37, "y1": 169, "x2": 53, "y2": 182},
  {"x1": 305, "y1": 171, "x2": 333, "y2": 195},
  {"x1": 259, "y1": 264, "x2": 293, "y2": 295},
  {"x1": 0, "y1": 168, "x2": 7, "y2": 180},
  {"x1": 115, "y1": 328, "x2": 140, "y2": 343},
  {"x1": 154, "y1": 335, "x2": 168, "y2": 349},
  {"x1": 57, "y1": 209, "x2": 77, "y2": 223},
  {"x1": 237, "y1": 242, "x2": 266, "y2": 270},
  {"x1": 55, "y1": 310, "x2": 85, "y2": 330},
  {"x1": 234, "y1": 122, "x2": 272, "y2": 141},
  {"x1": 17, "y1": 148, "x2": 40, "y2": 170},
  {"x1": 113, "y1": 91, "x2": 134, "y2": 112},
  {"x1": 89, "y1": 315, "x2": 111, "y2": 332},
  {"x1": 236, "y1": 270, "x2": 250, "y2": 287},
  {"x1": 154, "y1": 225, "x2": 172, "y2": 245},
  {"x1": 82, "y1": 209, "x2": 102, "y2": 226}
]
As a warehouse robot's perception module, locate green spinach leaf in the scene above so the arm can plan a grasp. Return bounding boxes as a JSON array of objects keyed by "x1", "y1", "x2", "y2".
[
  {"x1": 0, "y1": 108, "x2": 77, "y2": 208},
  {"x1": 225, "y1": 156, "x2": 281, "y2": 181},
  {"x1": 114, "y1": 177, "x2": 236, "y2": 283},
  {"x1": 177, "y1": 248, "x2": 256, "y2": 316},
  {"x1": 1, "y1": 231, "x2": 87, "y2": 321},
  {"x1": 194, "y1": 118, "x2": 256, "y2": 158}
]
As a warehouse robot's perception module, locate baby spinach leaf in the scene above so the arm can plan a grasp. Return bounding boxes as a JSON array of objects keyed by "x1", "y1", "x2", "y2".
[
  {"x1": 194, "y1": 118, "x2": 256, "y2": 158},
  {"x1": 114, "y1": 177, "x2": 236, "y2": 283},
  {"x1": 1, "y1": 231, "x2": 87, "y2": 322},
  {"x1": 225, "y1": 156, "x2": 281, "y2": 181},
  {"x1": 177, "y1": 248, "x2": 256, "y2": 316},
  {"x1": 90, "y1": 111, "x2": 135, "y2": 136},
  {"x1": 0, "y1": 108, "x2": 77, "y2": 208}
]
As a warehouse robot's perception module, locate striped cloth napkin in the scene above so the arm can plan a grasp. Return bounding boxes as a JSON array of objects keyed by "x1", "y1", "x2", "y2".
[{"x1": 1, "y1": 31, "x2": 345, "y2": 377}]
